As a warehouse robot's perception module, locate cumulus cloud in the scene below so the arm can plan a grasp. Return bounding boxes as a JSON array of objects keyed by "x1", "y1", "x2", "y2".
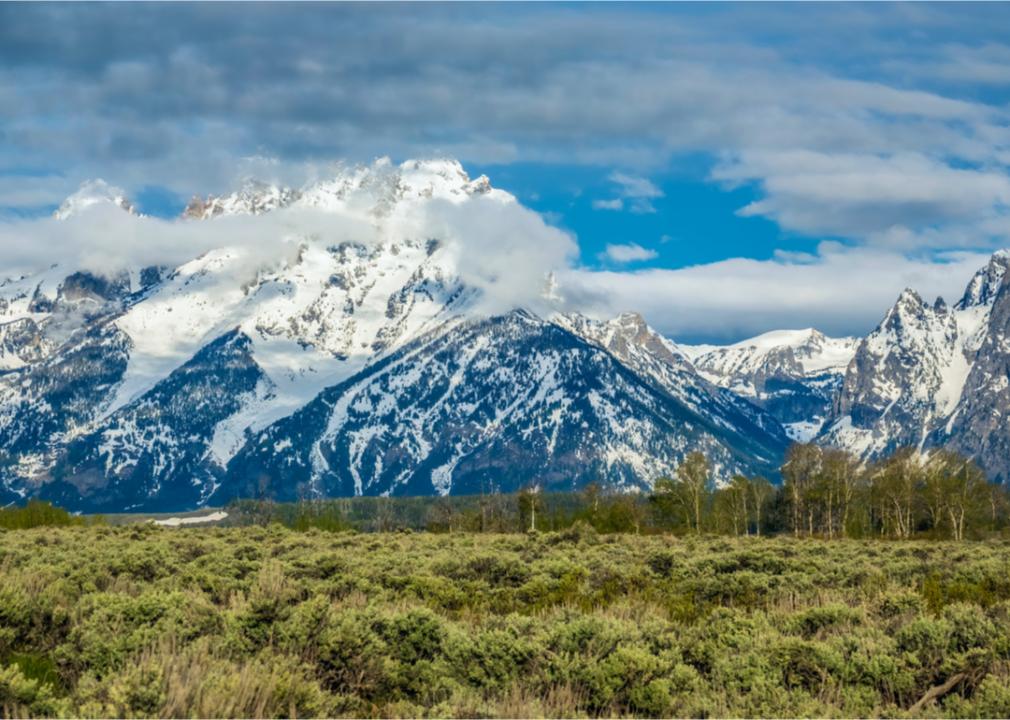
[
  {"x1": 415, "y1": 197, "x2": 578, "y2": 315},
  {"x1": 714, "y1": 150, "x2": 1010, "y2": 240},
  {"x1": 4, "y1": 4, "x2": 1010, "y2": 338},
  {"x1": 559, "y1": 245, "x2": 992, "y2": 342},
  {"x1": 0, "y1": 191, "x2": 577, "y2": 318},
  {"x1": 602, "y1": 243, "x2": 658, "y2": 264}
]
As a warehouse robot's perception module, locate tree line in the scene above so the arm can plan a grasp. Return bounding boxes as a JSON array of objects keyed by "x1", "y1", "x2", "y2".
[
  {"x1": 423, "y1": 443, "x2": 1010, "y2": 540},
  {"x1": 224, "y1": 444, "x2": 1009, "y2": 540},
  {"x1": 0, "y1": 499, "x2": 96, "y2": 530},
  {"x1": 649, "y1": 444, "x2": 1008, "y2": 541},
  {"x1": 5, "y1": 444, "x2": 1006, "y2": 540}
]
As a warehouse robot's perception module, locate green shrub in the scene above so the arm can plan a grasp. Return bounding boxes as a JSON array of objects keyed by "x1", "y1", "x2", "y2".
[
  {"x1": 788, "y1": 604, "x2": 862, "y2": 638},
  {"x1": 2, "y1": 524, "x2": 1010, "y2": 717},
  {"x1": 0, "y1": 663, "x2": 68, "y2": 717}
]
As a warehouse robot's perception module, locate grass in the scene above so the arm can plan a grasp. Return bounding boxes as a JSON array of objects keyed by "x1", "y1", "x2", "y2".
[{"x1": 1, "y1": 525, "x2": 1010, "y2": 717}]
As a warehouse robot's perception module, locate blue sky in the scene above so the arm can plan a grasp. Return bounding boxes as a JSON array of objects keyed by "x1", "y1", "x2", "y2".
[
  {"x1": 468, "y1": 159, "x2": 786, "y2": 272},
  {"x1": 2, "y1": 3, "x2": 1010, "y2": 341}
]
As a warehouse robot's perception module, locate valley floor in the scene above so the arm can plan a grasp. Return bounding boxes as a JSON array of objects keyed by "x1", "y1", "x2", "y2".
[{"x1": 2, "y1": 526, "x2": 1010, "y2": 718}]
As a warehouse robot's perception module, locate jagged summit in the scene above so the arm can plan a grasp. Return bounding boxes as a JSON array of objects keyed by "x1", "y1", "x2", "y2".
[
  {"x1": 956, "y1": 250, "x2": 1010, "y2": 310},
  {"x1": 53, "y1": 158, "x2": 507, "y2": 226},
  {"x1": 683, "y1": 326, "x2": 859, "y2": 443},
  {"x1": 896, "y1": 287, "x2": 923, "y2": 304},
  {"x1": 53, "y1": 179, "x2": 137, "y2": 220},
  {"x1": 181, "y1": 157, "x2": 507, "y2": 221},
  {"x1": 183, "y1": 179, "x2": 302, "y2": 219},
  {"x1": 820, "y1": 248, "x2": 1009, "y2": 465},
  {"x1": 24, "y1": 174, "x2": 1010, "y2": 507},
  {"x1": 4, "y1": 160, "x2": 791, "y2": 511}
]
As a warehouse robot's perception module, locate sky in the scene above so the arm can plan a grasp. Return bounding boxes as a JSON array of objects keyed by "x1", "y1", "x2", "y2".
[{"x1": 2, "y1": 2, "x2": 1010, "y2": 342}]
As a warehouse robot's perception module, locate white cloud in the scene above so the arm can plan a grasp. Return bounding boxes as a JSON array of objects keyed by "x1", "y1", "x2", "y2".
[
  {"x1": 885, "y1": 43, "x2": 1010, "y2": 87},
  {"x1": 628, "y1": 199, "x2": 658, "y2": 215},
  {"x1": 602, "y1": 243, "x2": 658, "y2": 263},
  {"x1": 595, "y1": 172, "x2": 664, "y2": 214},
  {"x1": 714, "y1": 150, "x2": 1010, "y2": 239},
  {"x1": 2, "y1": 171, "x2": 1003, "y2": 345},
  {"x1": 560, "y1": 245, "x2": 992, "y2": 342},
  {"x1": 0, "y1": 190, "x2": 577, "y2": 318},
  {"x1": 609, "y1": 172, "x2": 664, "y2": 199}
]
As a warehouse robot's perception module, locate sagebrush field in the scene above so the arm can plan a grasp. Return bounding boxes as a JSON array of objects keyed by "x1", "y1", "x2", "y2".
[{"x1": 2, "y1": 525, "x2": 1010, "y2": 718}]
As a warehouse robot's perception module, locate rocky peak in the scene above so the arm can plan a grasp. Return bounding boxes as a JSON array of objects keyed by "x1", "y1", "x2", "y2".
[
  {"x1": 895, "y1": 287, "x2": 925, "y2": 311},
  {"x1": 183, "y1": 158, "x2": 508, "y2": 220},
  {"x1": 612, "y1": 311, "x2": 649, "y2": 338},
  {"x1": 56, "y1": 271, "x2": 131, "y2": 304},
  {"x1": 956, "y1": 250, "x2": 1010, "y2": 310},
  {"x1": 54, "y1": 179, "x2": 137, "y2": 220},
  {"x1": 873, "y1": 288, "x2": 942, "y2": 343},
  {"x1": 559, "y1": 312, "x2": 690, "y2": 370},
  {"x1": 938, "y1": 265, "x2": 1010, "y2": 482},
  {"x1": 183, "y1": 179, "x2": 302, "y2": 219}
]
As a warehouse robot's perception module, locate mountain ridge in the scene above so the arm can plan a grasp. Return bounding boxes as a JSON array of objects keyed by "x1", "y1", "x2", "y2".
[
  {"x1": 2, "y1": 160, "x2": 1009, "y2": 511},
  {"x1": 0, "y1": 160, "x2": 788, "y2": 510}
]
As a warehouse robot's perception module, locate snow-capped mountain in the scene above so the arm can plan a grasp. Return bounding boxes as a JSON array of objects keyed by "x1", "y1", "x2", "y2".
[
  {"x1": 219, "y1": 311, "x2": 786, "y2": 506},
  {"x1": 8, "y1": 157, "x2": 1010, "y2": 511},
  {"x1": 0, "y1": 158, "x2": 787, "y2": 511},
  {"x1": 557, "y1": 313, "x2": 787, "y2": 445},
  {"x1": 819, "y1": 251, "x2": 1010, "y2": 479},
  {"x1": 182, "y1": 158, "x2": 504, "y2": 220},
  {"x1": 685, "y1": 251, "x2": 1010, "y2": 483},
  {"x1": 683, "y1": 329, "x2": 858, "y2": 441},
  {"x1": 940, "y1": 266, "x2": 1010, "y2": 482}
]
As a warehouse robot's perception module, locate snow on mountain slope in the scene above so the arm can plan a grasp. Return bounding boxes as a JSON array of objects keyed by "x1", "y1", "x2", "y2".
[
  {"x1": 557, "y1": 312, "x2": 788, "y2": 446},
  {"x1": 183, "y1": 158, "x2": 507, "y2": 220},
  {"x1": 683, "y1": 328, "x2": 858, "y2": 440},
  {"x1": 0, "y1": 267, "x2": 66, "y2": 370},
  {"x1": 43, "y1": 331, "x2": 269, "y2": 512},
  {"x1": 104, "y1": 163, "x2": 496, "y2": 440},
  {"x1": 2, "y1": 159, "x2": 649, "y2": 510},
  {"x1": 821, "y1": 290, "x2": 961, "y2": 457},
  {"x1": 683, "y1": 328, "x2": 857, "y2": 393},
  {"x1": 0, "y1": 320, "x2": 132, "y2": 495},
  {"x1": 218, "y1": 311, "x2": 786, "y2": 503},
  {"x1": 105, "y1": 234, "x2": 467, "y2": 436},
  {"x1": 938, "y1": 266, "x2": 1010, "y2": 483},
  {"x1": 820, "y1": 251, "x2": 1010, "y2": 468}
]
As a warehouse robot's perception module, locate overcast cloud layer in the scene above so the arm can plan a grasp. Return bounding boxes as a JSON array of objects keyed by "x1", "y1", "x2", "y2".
[{"x1": 3, "y1": 3, "x2": 1010, "y2": 341}]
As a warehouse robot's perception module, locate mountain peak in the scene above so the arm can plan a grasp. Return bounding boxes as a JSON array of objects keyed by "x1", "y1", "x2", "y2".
[
  {"x1": 955, "y1": 249, "x2": 1010, "y2": 310},
  {"x1": 54, "y1": 179, "x2": 137, "y2": 220},
  {"x1": 183, "y1": 179, "x2": 301, "y2": 219},
  {"x1": 183, "y1": 157, "x2": 507, "y2": 220},
  {"x1": 897, "y1": 287, "x2": 924, "y2": 305},
  {"x1": 614, "y1": 311, "x2": 648, "y2": 330}
]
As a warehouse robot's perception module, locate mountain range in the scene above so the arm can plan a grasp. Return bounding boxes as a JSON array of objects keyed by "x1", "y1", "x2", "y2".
[{"x1": 1, "y1": 159, "x2": 1008, "y2": 511}]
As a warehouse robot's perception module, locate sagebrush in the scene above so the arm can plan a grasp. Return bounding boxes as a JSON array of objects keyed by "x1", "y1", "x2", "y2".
[{"x1": 2, "y1": 526, "x2": 1010, "y2": 717}]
